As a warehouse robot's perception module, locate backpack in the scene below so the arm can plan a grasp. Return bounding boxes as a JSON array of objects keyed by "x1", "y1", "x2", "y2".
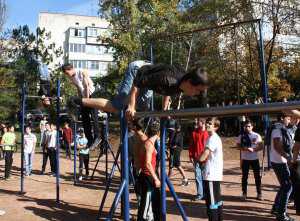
[
  {"x1": 265, "y1": 123, "x2": 293, "y2": 158},
  {"x1": 240, "y1": 132, "x2": 252, "y2": 148}
]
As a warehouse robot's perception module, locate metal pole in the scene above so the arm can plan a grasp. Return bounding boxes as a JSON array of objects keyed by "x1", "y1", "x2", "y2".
[
  {"x1": 258, "y1": 19, "x2": 270, "y2": 169},
  {"x1": 166, "y1": 177, "x2": 188, "y2": 221},
  {"x1": 135, "y1": 101, "x2": 300, "y2": 119},
  {"x1": 20, "y1": 83, "x2": 26, "y2": 194},
  {"x1": 56, "y1": 79, "x2": 60, "y2": 203},
  {"x1": 73, "y1": 121, "x2": 77, "y2": 185},
  {"x1": 120, "y1": 111, "x2": 130, "y2": 221},
  {"x1": 160, "y1": 119, "x2": 167, "y2": 221}
]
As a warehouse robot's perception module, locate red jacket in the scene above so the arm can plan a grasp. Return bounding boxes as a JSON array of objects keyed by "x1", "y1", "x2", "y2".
[
  {"x1": 189, "y1": 128, "x2": 209, "y2": 160},
  {"x1": 62, "y1": 127, "x2": 73, "y2": 144}
]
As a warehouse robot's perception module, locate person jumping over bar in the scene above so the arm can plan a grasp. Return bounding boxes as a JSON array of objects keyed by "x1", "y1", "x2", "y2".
[{"x1": 63, "y1": 60, "x2": 209, "y2": 120}]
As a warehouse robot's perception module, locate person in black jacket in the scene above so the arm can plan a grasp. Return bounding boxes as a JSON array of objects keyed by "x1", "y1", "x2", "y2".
[
  {"x1": 66, "y1": 61, "x2": 208, "y2": 120},
  {"x1": 168, "y1": 123, "x2": 189, "y2": 186}
]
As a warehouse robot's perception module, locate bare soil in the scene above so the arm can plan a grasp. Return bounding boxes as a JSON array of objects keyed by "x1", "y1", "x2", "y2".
[{"x1": 0, "y1": 136, "x2": 298, "y2": 221}]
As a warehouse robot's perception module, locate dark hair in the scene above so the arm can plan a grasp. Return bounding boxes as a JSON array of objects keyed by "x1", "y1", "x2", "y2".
[
  {"x1": 244, "y1": 120, "x2": 252, "y2": 126},
  {"x1": 61, "y1": 63, "x2": 73, "y2": 72},
  {"x1": 147, "y1": 121, "x2": 160, "y2": 137},
  {"x1": 181, "y1": 67, "x2": 208, "y2": 86},
  {"x1": 277, "y1": 113, "x2": 289, "y2": 121},
  {"x1": 132, "y1": 118, "x2": 144, "y2": 131}
]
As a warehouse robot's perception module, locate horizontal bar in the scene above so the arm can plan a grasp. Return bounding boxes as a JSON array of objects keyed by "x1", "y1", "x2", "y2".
[
  {"x1": 152, "y1": 18, "x2": 260, "y2": 40},
  {"x1": 135, "y1": 101, "x2": 300, "y2": 118}
]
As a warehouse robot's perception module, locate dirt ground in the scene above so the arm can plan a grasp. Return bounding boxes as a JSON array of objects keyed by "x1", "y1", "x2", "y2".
[{"x1": 0, "y1": 136, "x2": 299, "y2": 221}]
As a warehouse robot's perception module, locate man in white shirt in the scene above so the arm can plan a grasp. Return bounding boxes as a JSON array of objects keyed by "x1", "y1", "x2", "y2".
[
  {"x1": 199, "y1": 117, "x2": 223, "y2": 221},
  {"x1": 24, "y1": 126, "x2": 37, "y2": 176},
  {"x1": 270, "y1": 114, "x2": 294, "y2": 221},
  {"x1": 236, "y1": 120, "x2": 263, "y2": 200},
  {"x1": 62, "y1": 64, "x2": 100, "y2": 150}
]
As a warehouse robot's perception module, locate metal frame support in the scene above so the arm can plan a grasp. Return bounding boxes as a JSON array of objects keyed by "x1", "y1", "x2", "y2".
[
  {"x1": 103, "y1": 110, "x2": 129, "y2": 221},
  {"x1": 55, "y1": 79, "x2": 61, "y2": 203},
  {"x1": 160, "y1": 119, "x2": 167, "y2": 221},
  {"x1": 20, "y1": 83, "x2": 26, "y2": 194},
  {"x1": 73, "y1": 121, "x2": 77, "y2": 185}
]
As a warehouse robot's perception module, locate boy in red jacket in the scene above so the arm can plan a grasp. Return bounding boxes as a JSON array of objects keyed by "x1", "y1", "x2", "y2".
[{"x1": 189, "y1": 118, "x2": 209, "y2": 201}]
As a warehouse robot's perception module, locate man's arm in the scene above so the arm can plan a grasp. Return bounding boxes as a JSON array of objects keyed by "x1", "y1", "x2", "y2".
[
  {"x1": 145, "y1": 141, "x2": 160, "y2": 187},
  {"x1": 199, "y1": 148, "x2": 210, "y2": 162},
  {"x1": 273, "y1": 137, "x2": 289, "y2": 159},
  {"x1": 163, "y1": 96, "x2": 171, "y2": 110},
  {"x1": 126, "y1": 85, "x2": 140, "y2": 119},
  {"x1": 255, "y1": 142, "x2": 263, "y2": 152}
]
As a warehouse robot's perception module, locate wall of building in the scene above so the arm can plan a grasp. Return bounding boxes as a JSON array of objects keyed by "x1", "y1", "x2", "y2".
[{"x1": 38, "y1": 12, "x2": 114, "y2": 78}]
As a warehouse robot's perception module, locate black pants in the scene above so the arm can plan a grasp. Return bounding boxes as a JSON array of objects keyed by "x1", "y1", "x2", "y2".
[
  {"x1": 203, "y1": 180, "x2": 223, "y2": 221},
  {"x1": 41, "y1": 148, "x2": 50, "y2": 172},
  {"x1": 79, "y1": 154, "x2": 89, "y2": 176},
  {"x1": 137, "y1": 173, "x2": 160, "y2": 221},
  {"x1": 48, "y1": 148, "x2": 57, "y2": 173},
  {"x1": 4, "y1": 150, "x2": 13, "y2": 178},
  {"x1": 291, "y1": 161, "x2": 300, "y2": 212},
  {"x1": 241, "y1": 159, "x2": 261, "y2": 195}
]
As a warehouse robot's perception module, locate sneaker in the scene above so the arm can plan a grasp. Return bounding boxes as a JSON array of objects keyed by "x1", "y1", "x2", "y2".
[
  {"x1": 78, "y1": 176, "x2": 83, "y2": 181},
  {"x1": 256, "y1": 193, "x2": 263, "y2": 201},
  {"x1": 242, "y1": 193, "x2": 247, "y2": 201},
  {"x1": 89, "y1": 137, "x2": 102, "y2": 151},
  {"x1": 67, "y1": 96, "x2": 81, "y2": 121},
  {"x1": 0, "y1": 209, "x2": 5, "y2": 216},
  {"x1": 191, "y1": 195, "x2": 203, "y2": 201},
  {"x1": 181, "y1": 179, "x2": 190, "y2": 186},
  {"x1": 276, "y1": 214, "x2": 294, "y2": 221}
]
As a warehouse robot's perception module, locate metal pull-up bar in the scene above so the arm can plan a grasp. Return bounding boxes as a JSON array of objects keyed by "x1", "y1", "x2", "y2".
[{"x1": 135, "y1": 101, "x2": 300, "y2": 118}]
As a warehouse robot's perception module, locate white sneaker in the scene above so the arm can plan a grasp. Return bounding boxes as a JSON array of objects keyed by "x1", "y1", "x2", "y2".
[
  {"x1": 0, "y1": 209, "x2": 6, "y2": 216},
  {"x1": 78, "y1": 176, "x2": 83, "y2": 181}
]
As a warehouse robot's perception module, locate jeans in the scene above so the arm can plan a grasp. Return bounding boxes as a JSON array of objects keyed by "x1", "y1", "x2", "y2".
[
  {"x1": 24, "y1": 152, "x2": 34, "y2": 175},
  {"x1": 64, "y1": 141, "x2": 72, "y2": 159},
  {"x1": 111, "y1": 60, "x2": 153, "y2": 111},
  {"x1": 194, "y1": 161, "x2": 204, "y2": 198},
  {"x1": 241, "y1": 159, "x2": 261, "y2": 195},
  {"x1": 271, "y1": 162, "x2": 292, "y2": 215},
  {"x1": 79, "y1": 153, "x2": 89, "y2": 176}
]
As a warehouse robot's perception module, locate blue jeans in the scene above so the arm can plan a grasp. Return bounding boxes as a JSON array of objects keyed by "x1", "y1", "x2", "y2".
[
  {"x1": 24, "y1": 152, "x2": 34, "y2": 175},
  {"x1": 271, "y1": 162, "x2": 292, "y2": 215},
  {"x1": 111, "y1": 60, "x2": 153, "y2": 111},
  {"x1": 194, "y1": 161, "x2": 204, "y2": 198}
]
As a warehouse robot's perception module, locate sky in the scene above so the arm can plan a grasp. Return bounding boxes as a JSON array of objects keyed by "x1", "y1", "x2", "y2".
[{"x1": 4, "y1": 0, "x2": 99, "y2": 31}]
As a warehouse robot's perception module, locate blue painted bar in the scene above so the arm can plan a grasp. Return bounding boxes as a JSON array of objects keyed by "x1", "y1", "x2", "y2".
[
  {"x1": 105, "y1": 180, "x2": 126, "y2": 221},
  {"x1": 73, "y1": 121, "x2": 77, "y2": 185},
  {"x1": 97, "y1": 149, "x2": 121, "y2": 220},
  {"x1": 20, "y1": 83, "x2": 26, "y2": 194},
  {"x1": 160, "y1": 119, "x2": 167, "y2": 221},
  {"x1": 166, "y1": 177, "x2": 189, "y2": 221},
  {"x1": 55, "y1": 79, "x2": 60, "y2": 203},
  {"x1": 121, "y1": 111, "x2": 130, "y2": 221}
]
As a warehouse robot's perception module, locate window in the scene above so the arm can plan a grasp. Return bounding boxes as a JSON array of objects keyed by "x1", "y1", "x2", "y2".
[
  {"x1": 89, "y1": 61, "x2": 99, "y2": 70},
  {"x1": 87, "y1": 27, "x2": 98, "y2": 37},
  {"x1": 70, "y1": 44, "x2": 86, "y2": 53},
  {"x1": 74, "y1": 28, "x2": 85, "y2": 37}
]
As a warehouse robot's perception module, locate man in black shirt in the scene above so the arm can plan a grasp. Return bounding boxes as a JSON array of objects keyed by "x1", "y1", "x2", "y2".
[{"x1": 67, "y1": 61, "x2": 208, "y2": 120}]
